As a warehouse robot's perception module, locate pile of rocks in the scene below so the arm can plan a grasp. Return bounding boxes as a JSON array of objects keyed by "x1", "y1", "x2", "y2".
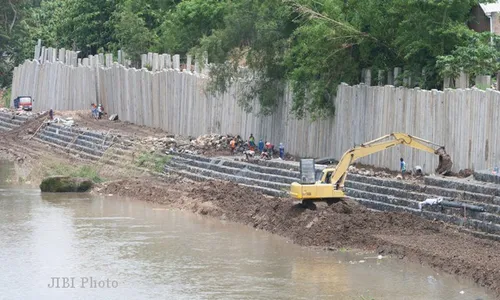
[
  {"x1": 347, "y1": 166, "x2": 393, "y2": 178},
  {"x1": 139, "y1": 134, "x2": 248, "y2": 154}
]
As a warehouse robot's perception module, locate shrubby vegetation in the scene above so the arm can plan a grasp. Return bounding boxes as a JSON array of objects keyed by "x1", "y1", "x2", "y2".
[{"x1": 0, "y1": 0, "x2": 497, "y2": 117}]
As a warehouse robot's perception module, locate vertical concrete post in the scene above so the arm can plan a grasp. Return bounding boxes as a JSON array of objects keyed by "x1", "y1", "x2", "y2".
[
  {"x1": 458, "y1": 70, "x2": 469, "y2": 89},
  {"x1": 173, "y1": 54, "x2": 180, "y2": 70},
  {"x1": 159, "y1": 54, "x2": 165, "y2": 70},
  {"x1": 82, "y1": 58, "x2": 89, "y2": 67},
  {"x1": 186, "y1": 55, "x2": 192, "y2": 73},
  {"x1": 40, "y1": 47, "x2": 46, "y2": 63},
  {"x1": 117, "y1": 50, "x2": 122, "y2": 65},
  {"x1": 105, "y1": 53, "x2": 113, "y2": 67},
  {"x1": 475, "y1": 75, "x2": 491, "y2": 88},
  {"x1": 364, "y1": 68, "x2": 372, "y2": 86},
  {"x1": 378, "y1": 70, "x2": 384, "y2": 86},
  {"x1": 72, "y1": 52, "x2": 78, "y2": 67},
  {"x1": 51, "y1": 48, "x2": 57, "y2": 62},
  {"x1": 47, "y1": 48, "x2": 53, "y2": 62},
  {"x1": 202, "y1": 51, "x2": 209, "y2": 74},
  {"x1": 34, "y1": 39, "x2": 42, "y2": 60},
  {"x1": 147, "y1": 52, "x2": 153, "y2": 67},
  {"x1": 78, "y1": 58, "x2": 82, "y2": 66},
  {"x1": 166, "y1": 54, "x2": 172, "y2": 69},
  {"x1": 58, "y1": 48, "x2": 66, "y2": 63},
  {"x1": 194, "y1": 59, "x2": 200, "y2": 74},
  {"x1": 387, "y1": 69, "x2": 394, "y2": 85},
  {"x1": 152, "y1": 53, "x2": 159, "y2": 72},
  {"x1": 497, "y1": 71, "x2": 500, "y2": 90},
  {"x1": 98, "y1": 53, "x2": 104, "y2": 66},
  {"x1": 141, "y1": 54, "x2": 147, "y2": 68},
  {"x1": 394, "y1": 67, "x2": 402, "y2": 86},
  {"x1": 443, "y1": 77, "x2": 451, "y2": 89}
]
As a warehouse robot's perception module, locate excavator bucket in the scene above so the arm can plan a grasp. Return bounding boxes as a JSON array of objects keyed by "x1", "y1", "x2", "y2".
[{"x1": 435, "y1": 147, "x2": 453, "y2": 175}]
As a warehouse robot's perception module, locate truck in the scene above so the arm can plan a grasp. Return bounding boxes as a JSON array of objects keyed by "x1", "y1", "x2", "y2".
[{"x1": 13, "y1": 96, "x2": 34, "y2": 111}]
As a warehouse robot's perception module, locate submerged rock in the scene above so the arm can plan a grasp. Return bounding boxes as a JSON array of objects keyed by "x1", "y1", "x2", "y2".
[{"x1": 40, "y1": 176, "x2": 93, "y2": 193}]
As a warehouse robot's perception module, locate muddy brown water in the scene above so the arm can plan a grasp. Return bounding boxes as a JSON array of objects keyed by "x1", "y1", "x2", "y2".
[{"x1": 0, "y1": 161, "x2": 494, "y2": 300}]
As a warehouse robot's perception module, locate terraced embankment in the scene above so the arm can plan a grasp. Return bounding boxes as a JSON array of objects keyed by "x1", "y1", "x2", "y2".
[
  {"x1": 0, "y1": 111, "x2": 160, "y2": 176},
  {"x1": 165, "y1": 151, "x2": 500, "y2": 242}
]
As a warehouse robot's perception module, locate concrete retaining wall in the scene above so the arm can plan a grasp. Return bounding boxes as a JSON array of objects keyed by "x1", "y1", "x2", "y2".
[{"x1": 12, "y1": 48, "x2": 500, "y2": 173}]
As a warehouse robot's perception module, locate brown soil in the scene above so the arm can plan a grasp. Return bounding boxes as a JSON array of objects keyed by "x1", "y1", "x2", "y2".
[
  {"x1": 96, "y1": 178, "x2": 500, "y2": 298},
  {"x1": 56, "y1": 111, "x2": 169, "y2": 137}
]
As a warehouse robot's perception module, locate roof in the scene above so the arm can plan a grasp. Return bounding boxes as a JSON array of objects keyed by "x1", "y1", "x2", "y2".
[{"x1": 480, "y1": 1, "x2": 500, "y2": 15}]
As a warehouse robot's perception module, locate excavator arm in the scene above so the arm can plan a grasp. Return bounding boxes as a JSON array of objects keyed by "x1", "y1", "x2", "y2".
[{"x1": 329, "y1": 133, "x2": 451, "y2": 190}]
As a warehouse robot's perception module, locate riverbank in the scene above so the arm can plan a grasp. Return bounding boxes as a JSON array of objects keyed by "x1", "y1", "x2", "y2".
[{"x1": 1, "y1": 112, "x2": 499, "y2": 298}]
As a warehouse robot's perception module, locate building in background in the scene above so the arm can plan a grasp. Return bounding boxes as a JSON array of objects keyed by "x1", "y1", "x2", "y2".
[{"x1": 469, "y1": 1, "x2": 500, "y2": 35}]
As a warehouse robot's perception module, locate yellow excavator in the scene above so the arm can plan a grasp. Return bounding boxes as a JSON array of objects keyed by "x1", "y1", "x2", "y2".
[{"x1": 290, "y1": 133, "x2": 453, "y2": 209}]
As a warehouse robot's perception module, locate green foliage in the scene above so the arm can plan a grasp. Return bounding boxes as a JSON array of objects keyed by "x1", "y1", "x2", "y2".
[
  {"x1": 136, "y1": 152, "x2": 171, "y2": 173},
  {"x1": 158, "y1": 0, "x2": 226, "y2": 55},
  {"x1": 44, "y1": 164, "x2": 103, "y2": 183},
  {"x1": 2, "y1": 88, "x2": 11, "y2": 107},
  {"x1": 437, "y1": 32, "x2": 500, "y2": 80}
]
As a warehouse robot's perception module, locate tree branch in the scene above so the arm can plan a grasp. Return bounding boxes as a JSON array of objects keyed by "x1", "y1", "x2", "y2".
[{"x1": 8, "y1": 0, "x2": 17, "y2": 34}]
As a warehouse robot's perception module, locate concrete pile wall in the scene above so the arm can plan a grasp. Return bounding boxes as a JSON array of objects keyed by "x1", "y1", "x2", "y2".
[{"x1": 11, "y1": 47, "x2": 500, "y2": 173}]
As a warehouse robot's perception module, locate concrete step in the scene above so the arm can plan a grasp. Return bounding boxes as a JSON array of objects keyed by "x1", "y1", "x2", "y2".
[
  {"x1": 39, "y1": 130, "x2": 111, "y2": 153},
  {"x1": 352, "y1": 196, "x2": 500, "y2": 235},
  {"x1": 424, "y1": 176, "x2": 500, "y2": 197},
  {"x1": 166, "y1": 160, "x2": 289, "y2": 192},
  {"x1": 170, "y1": 156, "x2": 298, "y2": 184},
  {"x1": 0, "y1": 115, "x2": 27, "y2": 126},
  {"x1": 0, "y1": 119, "x2": 19, "y2": 129},
  {"x1": 32, "y1": 137, "x2": 101, "y2": 161},
  {"x1": 164, "y1": 166, "x2": 286, "y2": 197},
  {"x1": 346, "y1": 181, "x2": 452, "y2": 203},
  {"x1": 36, "y1": 133, "x2": 106, "y2": 157},
  {"x1": 0, "y1": 124, "x2": 13, "y2": 131}
]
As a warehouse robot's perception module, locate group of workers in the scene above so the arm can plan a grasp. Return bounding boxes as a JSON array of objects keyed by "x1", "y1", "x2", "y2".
[
  {"x1": 230, "y1": 133, "x2": 285, "y2": 160},
  {"x1": 91, "y1": 103, "x2": 105, "y2": 119}
]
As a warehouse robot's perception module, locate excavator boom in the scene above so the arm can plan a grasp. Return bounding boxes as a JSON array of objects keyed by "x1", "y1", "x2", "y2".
[{"x1": 290, "y1": 133, "x2": 453, "y2": 205}]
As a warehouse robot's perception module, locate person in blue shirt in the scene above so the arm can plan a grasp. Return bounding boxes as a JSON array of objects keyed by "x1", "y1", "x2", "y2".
[
  {"x1": 258, "y1": 139, "x2": 264, "y2": 153},
  {"x1": 279, "y1": 143, "x2": 285, "y2": 160},
  {"x1": 400, "y1": 157, "x2": 406, "y2": 179}
]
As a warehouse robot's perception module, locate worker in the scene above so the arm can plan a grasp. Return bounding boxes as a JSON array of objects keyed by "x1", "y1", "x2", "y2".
[
  {"x1": 91, "y1": 103, "x2": 98, "y2": 119},
  {"x1": 258, "y1": 139, "x2": 264, "y2": 153},
  {"x1": 49, "y1": 108, "x2": 54, "y2": 120},
  {"x1": 248, "y1": 134, "x2": 255, "y2": 151},
  {"x1": 279, "y1": 143, "x2": 285, "y2": 160},
  {"x1": 400, "y1": 157, "x2": 406, "y2": 179},
  {"x1": 230, "y1": 138, "x2": 236, "y2": 155},
  {"x1": 266, "y1": 142, "x2": 274, "y2": 159}
]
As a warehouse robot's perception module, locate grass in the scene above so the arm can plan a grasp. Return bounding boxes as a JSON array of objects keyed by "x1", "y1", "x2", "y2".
[
  {"x1": 136, "y1": 152, "x2": 172, "y2": 173},
  {"x1": 2, "y1": 87, "x2": 11, "y2": 107},
  {"x1": 43, "y1": 163, "x2": 104, "y2": 183}
]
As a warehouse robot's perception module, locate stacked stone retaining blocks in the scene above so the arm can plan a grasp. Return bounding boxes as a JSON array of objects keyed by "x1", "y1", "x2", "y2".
[
  {"x1": 0, "y1": 112, "x2": 142, "y2": 171},
  {"x1": 165, "y1": 151, "x2": 500, "y2": 241},
  {"x1": 0, "y1": 113, "x2": 32, "y2": 131}
]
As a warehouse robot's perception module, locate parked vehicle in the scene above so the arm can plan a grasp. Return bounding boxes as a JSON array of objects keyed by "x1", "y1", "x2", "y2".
[{"x1": 13, "y1": 96, "x2": 34, "y2": 111}]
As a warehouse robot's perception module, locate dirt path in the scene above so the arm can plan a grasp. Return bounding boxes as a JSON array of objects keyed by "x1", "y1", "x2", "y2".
[{"x1": 96, "y1": 179, "x2": 500, "y2": 298}]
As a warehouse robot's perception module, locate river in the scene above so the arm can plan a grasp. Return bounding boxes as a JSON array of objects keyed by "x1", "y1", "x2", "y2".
[{"x1": 0, "y1": 161, "x2": 493, "y2": 299}]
